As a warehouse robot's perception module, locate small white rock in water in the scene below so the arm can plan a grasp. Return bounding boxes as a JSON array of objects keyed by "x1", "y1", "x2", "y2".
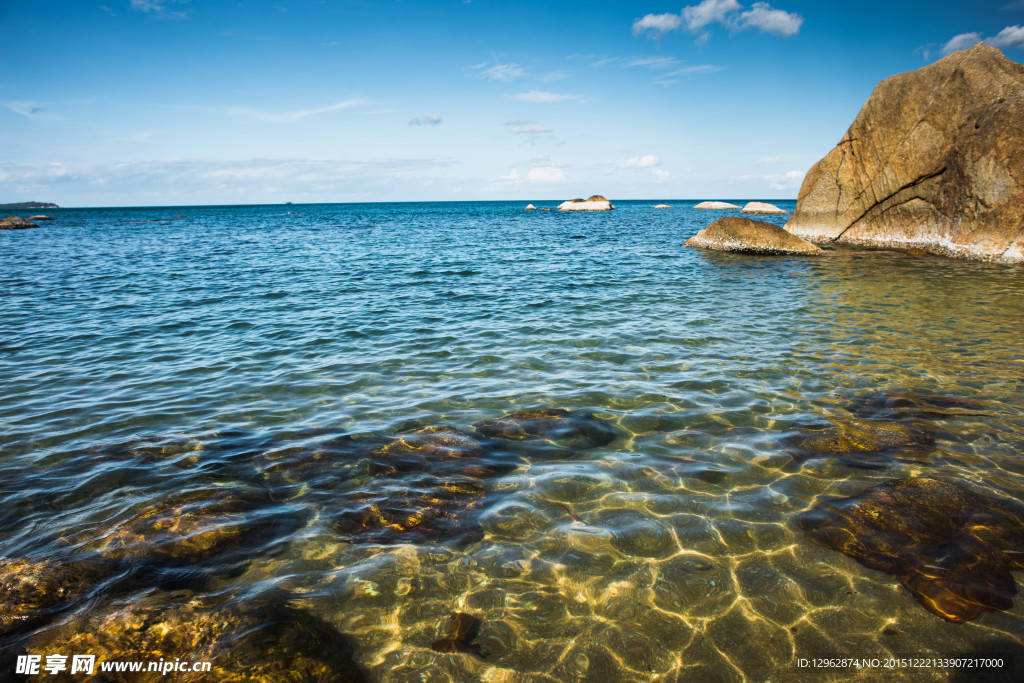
[
  {"x1": 693, "y1": 201, "x2": 741, "y2": 210},
  {"x1": 654, "y1": 204, "x2": 673, "y2": 209},
  {"x1": 557, "y1": 195, "x2": 614, "y2": 212},
  {"x1": 525, "y1": 204, "x2": 537, "y2": 210},
  {"x1": 741, "y1": 201, "x2": 789, "y2": 214}
]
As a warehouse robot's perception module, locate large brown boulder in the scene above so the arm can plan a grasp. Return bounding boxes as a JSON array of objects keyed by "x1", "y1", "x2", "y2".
[
  {"x1": 685, "y1": 216, "x2": 821, "y2": 255},
  {"x1": 786, "y1": 44, "x2": 1024, "y2": 262},
  {"x1": 1, "y1": 216, "x2": 38, "y2": 229}
]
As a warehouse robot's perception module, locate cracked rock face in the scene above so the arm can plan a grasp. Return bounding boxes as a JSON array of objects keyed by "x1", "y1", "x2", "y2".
[{"x1": 786, "y1": 44, "x2": 1024, "y2": 263}]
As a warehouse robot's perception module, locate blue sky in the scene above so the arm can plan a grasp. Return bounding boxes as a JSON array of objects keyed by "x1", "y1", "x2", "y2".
[{"x1": 1, "y1": 0, "x2": 1022, "y2": 206}]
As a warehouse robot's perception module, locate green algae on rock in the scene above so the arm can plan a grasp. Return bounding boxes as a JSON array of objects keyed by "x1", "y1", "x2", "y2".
[
  {"x1": 475, "y1": 408, "x2": 617, "y2": 450},
  {"x1": 800, "y1": 478, "x2": 1024, "y2": 623},
  {"x1": 685, "y1": 216, "x2": 821, "y2": 256},
  {"x1": 27, "y1": 595, "x2": 367, "y2": 682}
]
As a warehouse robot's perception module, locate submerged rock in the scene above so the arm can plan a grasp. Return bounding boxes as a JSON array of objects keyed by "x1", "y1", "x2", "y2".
[
  {"x1": 557, "y1": 195, "x2": 614, "y2": 211},
  {"x1": 844, "y1": 391, "x2": 984, "y2": 421},
  {"x1": 0, "y1": 558, "x2": 110, "y2": 639},
  {"x1": 64, "y1": 487, "x2": 295, "y2": 566},
  {"x1": 685, "y1": 216, "x2": 821, "y2": 255},
  {"x1": 1, "y1": 216, "x2": 38, "y2": 229},
  {"x1": 331, "y1": 477, "x2": 486, "y2": 545},
  {"x1": 693, "y1": 201, "x2": 741, "y2": 210},
  {"x1": 27, "y1": 595, "x2": 367, "y2": 682},
  {"x1": 740, "y1": 201, "x2": 788, "y2": 215},
  {"x1": 431, "y1": 612, "x2": 484, "y2": 657},
  {"x1": 786, "y1": 44, "x2": 1024, "y2": 263},
  {"x1": 475, "y1": 408, "x2": 617, "y2": 449},
  {"x1": 800, "y1": 478, "x2": 1024, "y2": 623},
  {"x1": 789, "y1": 417, "x2": 933, "y2": 467}
]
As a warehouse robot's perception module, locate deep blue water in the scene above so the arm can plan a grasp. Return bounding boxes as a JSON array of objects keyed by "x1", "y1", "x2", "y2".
[{"x1": 2, "y1": 200, "x2": 1024, "y2": 681}]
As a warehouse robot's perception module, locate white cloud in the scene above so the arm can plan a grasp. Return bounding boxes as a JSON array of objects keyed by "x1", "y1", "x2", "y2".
[
  {"x1": 632, "y1": 12, "x2": 684, "y2": 38},
  {"x1": 683, "y1": 0, "x2": 741, "y2": 31},
  {"x1": 409, "y1": 114, "x2": 443, "y2": 127},
  {"x1": 590, "y1": 57, "x2": 619, "y2": 67},
  {"x1": 531, "y1": 154, "x2": 550, "y2": 164},
  {"x1": 225, "y1": 98, "x2": 368, "y2": 122},
  {"x1": 511, "y1": 90, "x2": 586, "y2": 103},
  {"x1": 735, "y1": 2, "x2": 803, "y2": 36},
  {"x1": 652, "y1": 168, "x2": 671, "y2": 182},
  {"x1": 622, "y1": 154, "x2": 660, "y2": 168},
  {"x1": 941, "y1": 26, "x2": 1024, "y2": 56},
  {"x1": 941, "y1": 32, "x2": 983, "y2": 55},
  {"x1": 634, "y1": 1, "x2": 802, "y2": 43},
  {"x1": 988, "y1": 25, "x2": 1024, "y2": 50},
  {"x1": 475, "y1": 63, "x2": 527, "y2": 81},
  {"x1": 665, "y1": 64, "x2": 723, "y2": 76},
  {"x1": 497, "y1": 168, "x2": 521, "y2": 183},
  {"x1": 129, "y1": 0, "x2": 190, "y2": 19},
  {"x1": 527, "y1": 166, "x2": 567, "y2": 182}
]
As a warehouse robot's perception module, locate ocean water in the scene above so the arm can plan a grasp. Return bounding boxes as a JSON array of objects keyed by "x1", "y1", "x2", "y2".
[{"x1": 2, "y1": 200, "x2": 1024, "y2": 681}]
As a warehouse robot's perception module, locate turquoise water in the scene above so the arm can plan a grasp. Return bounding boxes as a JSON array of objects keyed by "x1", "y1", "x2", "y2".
[{"x1": 2, "y1": 200, "x2": 1024, "y2": 680}]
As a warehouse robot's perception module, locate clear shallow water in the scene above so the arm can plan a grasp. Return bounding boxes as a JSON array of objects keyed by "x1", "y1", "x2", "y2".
[{"x1": 2, "y1": 200, "x2": 1024, "y2": 681}]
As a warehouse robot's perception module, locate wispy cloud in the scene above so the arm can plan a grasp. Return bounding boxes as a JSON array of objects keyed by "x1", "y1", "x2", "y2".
[
  {"x1": 625, "y1": 56, "x2": 682, "y2": 69},
  {"x1": 507, "y1": 123, "x2": 551, "y2": 134},
  {"x1": 129, "y1": 0, "x2": 191, "y2": 20},
  {"x1": 224, "y1": 98, "x2": 368, "y2": 122},
  {"x1": 510, "y1": 90, "x2": 587, "y2": 103},
  {"x1": 2, "y1": 100, "x2": 45, "y2": 117},
  {"x1": 527, "y1": 166, "x2": 567, "y2": 182},
  {"x1": 756, "y1": 156, "x2": 782, "y2": 165},
  {"x1": 622, "y1": 154, "x2": 660, "y2": 169},
  {"x1": 740, "y1": 169, "x2": 804, "y2": 190},
  {"x1": 633, "y1": 0, "x2": 802, "y2": 43},
  {"x1": 409, "y1": 114, "x2": 442, "y2": 127},
  {"x1": 473, "y1": 62, "x2": 527, "y2": 81}
]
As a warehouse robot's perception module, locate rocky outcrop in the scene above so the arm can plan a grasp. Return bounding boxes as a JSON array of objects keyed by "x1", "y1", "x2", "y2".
[
  {"x1": 654, "y1": 204, "x2": 673, "y2": 209},
  {"x1": 686, "y1": 216, "x2": 821, "y2": 255},
  {"x1": 694, "y1": 201, "x2": 741, "y2": 210},
  {"x1": 525, "y1": 204, "x2": 537, "y2": 210},
  {"x1": 557, "y1": 195, "x2": 614, "y2": 211},
  {"x1": 29, "y1": 215, "x2": 54, "y2": 221},
  {"x1": 741, "y1": 201, "x2": 788, "y2": 214},
  {"x1": 786, "y1": 44, "x2": 1024, "y2": 263},
  {"x1": 1, "y1": 216, "x2": 38, "y2": 229}
]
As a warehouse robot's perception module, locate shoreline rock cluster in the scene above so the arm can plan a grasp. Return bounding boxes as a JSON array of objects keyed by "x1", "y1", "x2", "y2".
[{"x1": 557, "y1": 195, "x2": 614, "y2": 211}]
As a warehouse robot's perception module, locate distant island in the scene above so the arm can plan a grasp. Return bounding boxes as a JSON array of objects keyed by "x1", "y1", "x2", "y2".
[{"x1": 0, "y1": 201, "x2": 59, "y2": 210}]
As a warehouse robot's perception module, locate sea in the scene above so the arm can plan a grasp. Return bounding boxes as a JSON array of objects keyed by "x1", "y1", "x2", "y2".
[{"x1": 2, "y1": 200, "x2": 1024, "y2": 681}]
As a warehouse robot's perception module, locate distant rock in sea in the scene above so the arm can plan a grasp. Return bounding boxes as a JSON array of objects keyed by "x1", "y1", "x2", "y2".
[
  {"x1": 686, "y1": 216, "x2": 821, "y2": 255},
  {"x1": 694, "y1": 201, "x2": 741, "y2": 210},
  {"x1": 1, "y1": 216, "x2": 39, "y2": 230},
  {"x1": 654, "y1": 204, "x2": 673, "y2": 209},
  {"x1": 786, "y1": 43, "x2": 1024, "y2": 263},
  {"x1": 557, "y1": 195, "x2": 614, "y2": 212},
  {"x1": 741, "y1": 202, "x2": 788, "y2": 215},
  {"x1": 28, "y1": 215, "x2": 54, "y2": 221},
  {"x1": 525, "y1": 204, "x2": 537, "y2": 210}
]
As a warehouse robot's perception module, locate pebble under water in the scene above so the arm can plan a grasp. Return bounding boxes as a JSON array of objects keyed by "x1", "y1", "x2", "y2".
[{"x1": 2, "y1": 200, "x2": 1024, "y2": 681}]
